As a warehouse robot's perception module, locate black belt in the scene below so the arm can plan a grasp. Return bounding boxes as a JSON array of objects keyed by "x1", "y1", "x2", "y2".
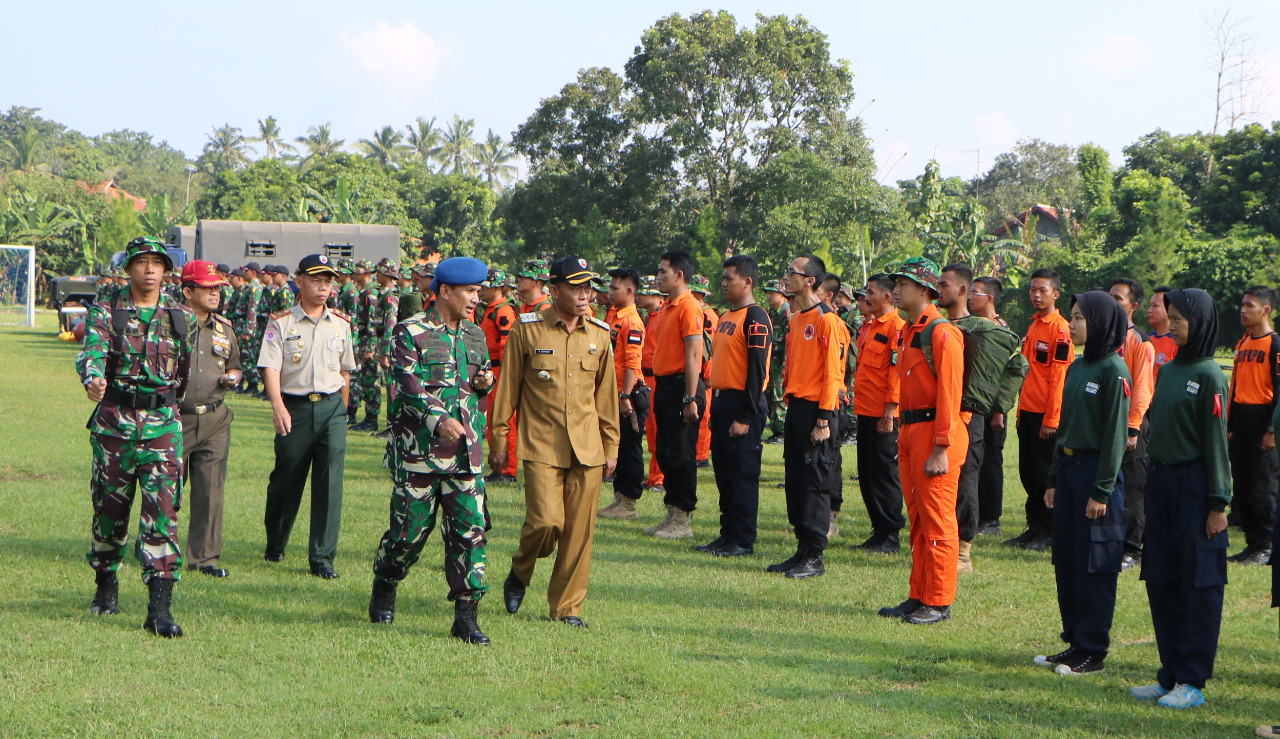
[
  {"x1": 104, "y1": 386, "x2": 177, "y2": 410},
  {"x1": 1060, "y1": 447, "x2": 1099, "y2": 457},
  {"x1": 642, "y1": 368, "x2": 655, "y2": 377},
  {"x1": 900, "y1": 408, "x2": 937, "y2": 425},
  {"x1": 181, "y1": 399, "x2": 224, "y2": 416},
  {"x1": 491, "y1": 359, "x2": 501, "y2": 368},
  {"x1": 282, "y1": 391, "x2": 339, "y2": 403}
]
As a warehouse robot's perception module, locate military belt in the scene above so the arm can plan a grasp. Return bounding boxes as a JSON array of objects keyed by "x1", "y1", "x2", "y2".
[
  {"x1": 900, "y1": 407, "x2": 937, "y2": 425},
  {"x1": 104, "y1": 386, "x2": 177, "y2": 410},
  {"x1": 283, "y1": 391, "x2": 339, "y2": 403},
  {"x1": 181, "y1": 400, "x2": 223, "y2": 416}
]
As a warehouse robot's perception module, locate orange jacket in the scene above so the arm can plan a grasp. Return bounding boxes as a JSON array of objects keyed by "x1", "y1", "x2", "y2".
[
  {"x1": 1118, "y1": 326, "x2": 1155, "y2": 429},
  {"x1": 784, "y1": 302, "x2": 846, "y2": 414},
  {"x1": 481, "y1": 300, "x2": 518, "y2": 365},
  {"x1": 611, "y1": 303, "x2": 645, "y2": 392},
  {"x1": 853, "y1": 310, "x2": 905, "y2": 416},
  {"x1": 898, "y1": 304, "x2": 966, "y2": 446},
  {"x1": 1019, "y1": 309, "x2": 1073, "y2": 428}
]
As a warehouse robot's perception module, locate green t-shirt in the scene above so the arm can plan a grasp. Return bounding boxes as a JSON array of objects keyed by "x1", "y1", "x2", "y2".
[{"x1": 1048, "y1": 353, "x2": 1130, "y2": 503}]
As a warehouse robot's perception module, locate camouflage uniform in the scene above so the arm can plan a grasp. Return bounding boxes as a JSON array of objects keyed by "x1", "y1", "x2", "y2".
[
  {"x1": 274, "y1": 281, "x2": 296, "y2": 312},
  {"x1": 375, "y1": 260, "x2": 402, "y2": 409},
  {"x1": 397, "y1": 268, "x2": 424, "y2": 322},
  {"x1": 372, "y1": 306, "x2": 492, "y2": 601},
  {"x1": 217, "y1": 284, "x2": 234, "y2": 316},
  {"x1": 355, "y1": 270, "x2": 384, "y2": 420},
  {"x1": 764, "y1": 280, "x2": 790, "y2": 439},
  {"x1": 77, "y1": 286, "x2": 194, "y2": 582},
  {"x1": 238, "y1": 278, "x2": 265, "y2": 387}
]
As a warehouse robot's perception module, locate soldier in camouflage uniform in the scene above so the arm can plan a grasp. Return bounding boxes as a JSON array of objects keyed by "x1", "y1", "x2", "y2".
[
  {"x1": 763, "y1": 279, "x2": 790, "y2": 441},
  {"x1": 77, "y1": 237, "x2": 193, "y2": 638},
  {"x1": 236, "y1": 262, "x2": 266, "y2": 396},
  {"x1": 272, "y1": 266, "x2": 296, "y2": 313},
  {"x1": 333, "y1": 259, "x2": 360, "y2": 421},
  {"x1": 397, "y1": 267, "x2": 424, "y2": 321},
  {"x1": 352, "y1": 259, "x2": 384, "y2": 431},
  {"x1": 215, "y1": 264, "x2": 233, "y2": 315},
  {"x1": 372, "y1": 258, "x2": 402, "y2": 435},
  {"x1": 94, "y1": 270, "x2": 117, "y2": 306},
  {"x1": 369, "y1": 257, "x2": 495, "y2": 645}
]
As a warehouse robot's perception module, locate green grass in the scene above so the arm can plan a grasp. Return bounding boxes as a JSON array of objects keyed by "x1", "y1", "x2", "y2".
[{"x1": 1, "y1": 312, "x2": 1277, "y2": 737}]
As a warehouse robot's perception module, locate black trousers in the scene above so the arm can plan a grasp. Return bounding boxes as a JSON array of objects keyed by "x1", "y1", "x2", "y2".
[
  {"x1": 710, "y1": 390, "x2": 765, "y2": 547},
  {"x1": 785, "y1": 398, "x2": 839, "y2": 553},
  {"x1": 1018, "y1": 411, "x2": 1056, "y2": 538},
  {"x1": 654, "y1": 374, "x2": 705, "y2": 512},
  {"x1": 613, "y1": 384, "x2": 651, "y2": 500},
  {"x1": 956, "y1": 414, "x2": 986, "y2": 542},
  {"x1": 831, "y1": 402, "x2": 852, "y2": 512},
  {"x1": 978, "y1": 417, "x2": 1007, "y2": 523},
  {"x1": 1143, "y1": 461, "x2": 1227, "y2": 690},
  {"x1": 1227, "y1": 404, "x2": 1278, "y2": 551},
  {"x1": 1052, "y1": 451, "x2": 1124, "y2": 657},
  {"x1": 264, "y1": 393, "x2": 347, "y2": 567},
  {"x1": 1121, "y1": 417, "x2": 1150, "y2": 554},
  {"x1": 856, "y1": 415, "x2": 903, "y2": 534}
]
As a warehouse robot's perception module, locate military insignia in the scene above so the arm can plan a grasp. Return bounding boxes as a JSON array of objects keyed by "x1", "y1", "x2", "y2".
[
  {"x1": 535, "y1": 349, "x2": 553, "y2": 355},
  {"x1": 588, "y1": 343, "x2": 598, "y2": 354},
  {"x1": 264, "y1": 328, "x2": 278, "y2": 342},
  {"x1": 288, "y1": 327, "x2": 300, "y2": 335},
  {"x1": 804, "y1": 323, "x2": 816, "y2": 340},
  {"x1": 538, "y1": 370, "x2": 551, "y2": 381},
  {"x1": 291, "y1": 353, "x2": 302, "y2": 364},
  {"x1": 520, "y1": 312, "x2": 542, "y2": 323},
  {"x1": 586, "y1": 316, "x2": 610, "y2": 330},
  {"x1": 272, "y1": 309, "x2": 292, "y2": 319}
]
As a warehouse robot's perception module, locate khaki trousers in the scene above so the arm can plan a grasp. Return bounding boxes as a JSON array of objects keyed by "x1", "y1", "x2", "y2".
[
  {"x1": 181, "y1": 403, "x2": 233, "y2": 568},
  {"x1": 511, "y1": 459, "x2": 601, "y2": 618}
]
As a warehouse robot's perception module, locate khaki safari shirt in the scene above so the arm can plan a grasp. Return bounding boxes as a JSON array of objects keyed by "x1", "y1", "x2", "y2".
[
  {"x1": 184, "y1": 311, "x2": 241, "y2": 409},
  {"x1": 258, "y1": 304, "x2": 357, "y2": 395}
]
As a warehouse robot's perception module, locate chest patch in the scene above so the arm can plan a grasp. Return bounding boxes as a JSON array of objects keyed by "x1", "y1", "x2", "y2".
[
  {"x1": 535, "y1": 349, "x2": 553, "y2": 355},
  {"x1": 1186, "y1": 380, "x2": 1201, "y2": 396},
  {"x1": 803, "y1": 323, "x2": 816, "y2": 340},
  {"x1": 1084, "y1": 382, "x2": 1099, "y2": 395}
]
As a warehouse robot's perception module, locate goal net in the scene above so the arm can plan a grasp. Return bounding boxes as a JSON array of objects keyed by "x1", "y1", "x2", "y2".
[{"x1": 0, "y1": 245, "x2": 36, "y2": 327}]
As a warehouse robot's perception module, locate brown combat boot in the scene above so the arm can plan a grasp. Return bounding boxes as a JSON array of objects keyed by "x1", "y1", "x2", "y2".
[
  {"x1": 958, "y1": 540, "x2": 974, "y2": 573},
  {"x1": 598, "y1": 493, "x2": 639, "y2": 519},
  {"x1": 643, "y1": 505, "x2": 675, "y2": 535},
  {"x1": 654, "y1": 508, "x2": 693, "y2": 539},
  {"x1": 827, "y1": 511, "x2": 840, "y2": 539}
]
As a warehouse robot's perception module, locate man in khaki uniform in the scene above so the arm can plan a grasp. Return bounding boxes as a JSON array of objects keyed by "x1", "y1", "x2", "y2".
[
  {"x1": 179, "y1": 260, "x2": 242, "y2": 578},
  {"x1": 259, "y1": 254, "x2": 358, "y2": 579},
  {"x1": 490, "y1": 256, "x2": 621, "y2": 627}
]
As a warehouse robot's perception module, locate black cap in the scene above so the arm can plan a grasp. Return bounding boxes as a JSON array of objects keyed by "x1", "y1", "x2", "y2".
[
  {"x1": 243, "y1": 262, "x2": 262, "y2": 272},
  {"x1": 548, "y1": 256, "x2": 597, "y2": 285},
  {"x1": 230, "y1": 268, "x2": 247, "y2": 278},
  {"x1": 296, "y1": 254, "x2": 340, "y2": 277},
  {"x1": 215, "y1": 263, "x2": 230, "y2": 274}
]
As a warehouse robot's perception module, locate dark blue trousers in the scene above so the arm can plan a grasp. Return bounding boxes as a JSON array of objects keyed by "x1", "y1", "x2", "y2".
[
  {"x1": 1051, "y1": 450, "x2": 1124, "y2": 657},
  {"x1": 1142, "y1": 461, "x2": 1228, "y2": 690},
  {"x1": 710, "y1": 390, "x2": 766, "y2": 548}
]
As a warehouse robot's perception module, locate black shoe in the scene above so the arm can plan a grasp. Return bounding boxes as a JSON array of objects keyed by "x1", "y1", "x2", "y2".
[
  {"x1": 695, "y1": 459, "x2": 710, "y2": 468},
  {"x1": 559, "y1": 616, "x2": 588, "y2": 628},
  {"x1": 503, "y1": 569, "x2": 526, "y2": 614},
  {"x1": 351, "y1": 413, "x2": 378, "y2": 432},
  {"x1": 1034, "y1": 645, "x2": 1079, "y2": 667},
  {"x1": 877, "y1": 598, "x2": 921, "y2": 619},
  {"x1": 373, "y1": 426, "x2": 393, "y2": 439},
  {"x1": 346, "y1": 409, "x2": 359, "y2": 425},
  {"x1": 197, "y1": 565, "x2": 229, "y2": 578},
  {"x1": 143, "y1": 578, "x2": 183, "y2": 638},
  {"x1": 1003, "y1": 530, "x2": 1035, "y2": 548},
  {"x1": 976, "y1": 520, "x2": 1002, "y2": 537},
  {"x1": 785, "y1": 554, "x2": 825, "y2": 579},
  {"x1": 713, "y1": 544, "x2": 755, "y2": 557},
  {"x1": 90, "y1": 570, "x2": 119, "y2": 615},
  {"x1": 765, "y1": 436, "x2": 785, "y2": 445},
  {"x1": 310, "y1": 565, "x2": 340, "y2": 579},
  {"x1": 450, "y1": 600, "x2": 490, "y2": 645},
  {"x1": 601, "y1": 475, "x2": 615, "y2": 483},
  {"x1": 1238, "y1": 548, "x2": 1272, "y2": 566},
  {"x1": 369, "y1": 578, "x2": 397, "y2": 624},
  {"x1": 859, "y1": 533, "x2": 901, "y2": 554},
  {"x1": 1121, "y1": 553, "x2": 1141, "y2": 571},
  {"x1": 1055, "y1": 652, "x2": 1105, "y2": 676},
  {"x1": 485, "y1": 474, "x2": 518, "y2": 484},
  {"x1": 766, "y1": 549, "x2": 805, "y2": 573},
  {"x1": 1024, "y1": 536, "x2": 1052, "y2": 553},
  {"x1": 694, "y1": 537, "x2": 727, "y2": 553},
  {"x1": 903, "y1": 604, "x2": 951, "y2": 625},
  {"x1": 264, "y1": 551, "x2": 284, "y2": 563}
]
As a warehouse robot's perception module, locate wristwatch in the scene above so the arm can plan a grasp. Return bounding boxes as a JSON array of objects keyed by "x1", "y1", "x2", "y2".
[
  {"x1": 682, "y1": 395, "x2": 698, "y2": 404},
  {"x1": 619, "y1": 392, "x2": 631, "y2": 400}
]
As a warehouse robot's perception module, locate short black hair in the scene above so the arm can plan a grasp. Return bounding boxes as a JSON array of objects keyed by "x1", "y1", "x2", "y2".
[
  {"x1": 821, "y1": 272, "x2": 841, "y2": 293},
  {"x1": 722, "y1": 254, "x2": 758, "y2": 286},
  {"x1": 659, "y1": 250, "x2": 694, "y2": 285},
  {"x1": 1244, "y1": 285, "x2": 1279, "y2": 311},
  {"x1": 608, "y1": 267, "x2": 640, "y2": 291},
  {"x1": 1111, "y1": 277, "x2": 1144, "y2": 306},
  {"x1": 797, "y1": 254, "x2": 826, "y2": 280},
  {"x1": 942, "y1": 263, "x2": 973, "y2": 286},
  {"x1": 974, "y1": 276, "x2": 1002, "y2": 302},
  {"x1": 867, "y1": 273, "x2": 895, "y2": 292},
  {"x1": 1152, "y1": 285, "x2": 1173, "y2": 295},
  {"x1": 1031, "y1": 268, "x2": 1062, "y2": 292}
]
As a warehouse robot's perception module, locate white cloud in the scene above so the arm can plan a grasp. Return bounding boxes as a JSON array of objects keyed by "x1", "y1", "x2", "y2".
[
  {"x1": 338, "y1": 21, "x2": 452, "y2": 94},
  {"x1": 1069, "y1": 35, "x2": 1152, "y2": 80}
]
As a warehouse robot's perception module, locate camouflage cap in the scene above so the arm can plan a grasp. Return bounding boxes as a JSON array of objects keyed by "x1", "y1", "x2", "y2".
[
  {"x1": 838, "y1": 284, "x2": 855, "y2": 300},
  {"x1": 411, "y1": 261, "x2": 436, "y2": 278},
  {"x1": 398, "y1": 267, "x2": 413, "y2": 280},
  {"x1": 639, "y1": 275, "x2": 662, "y2": 296},
  {"x1": 124, "y1": 236, "x2": 172, "y2": 271},
  {"x1": 376, "y1": 257, "x2": 399, "y2": 277},
  {"x1": 517, "y1": 258, "x2": 550, "y2": 281},
  {"x1": 690, "y1": 275, "x2": 711, "y2": 295},
  {"x1": 763, "y1": 279, "x2": 785, "y2": 294},
  {"x1": 890, "y1": 256, "x2": 942, "y2": 294},
  {"x1": 482, "y1": 268, "x2": 509, "y2": 288},
  {"x1": 336, "y1": 258, "x2": 355, "y2": 275},
  {"x1": 352, "y1": 259, "x2": 375, "y2": 275},
  {"x1": 852, "y1": 285, "x2": 867, "y2": 298},
  {"x1": 590, "y1": 275, "x2": 609, "y2": 292}
]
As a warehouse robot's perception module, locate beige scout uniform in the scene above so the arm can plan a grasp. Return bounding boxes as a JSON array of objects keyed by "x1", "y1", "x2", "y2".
[
  {"x1": 490, "y1": 307, "x2": 621, "y2": 618},
  {"x1": 180, "y1": 311, "x2": 240, "y2": 569}
]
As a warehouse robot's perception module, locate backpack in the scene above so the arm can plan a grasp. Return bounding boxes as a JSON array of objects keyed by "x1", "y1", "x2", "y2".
[{"x1": 918, "y1": 315, "x2": 1029, "y2": 416}]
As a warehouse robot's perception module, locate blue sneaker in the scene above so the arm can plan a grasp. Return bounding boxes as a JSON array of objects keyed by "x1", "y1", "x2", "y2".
[
  {"x1": 1129, "y1": 683, "x2": 1171, "y2": 701},
  {"x1": 1157, "y1": 684, "x2": 1205, "y2": 709}
]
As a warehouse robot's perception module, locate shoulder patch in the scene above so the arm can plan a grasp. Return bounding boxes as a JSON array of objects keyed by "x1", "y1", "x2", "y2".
[
  {"x1": 520, "y1": 312, "x2": 543, "y2": 323},
  {"x1": 331, "y1": 309, "x2": 351, "y2": 322},
  {"x1": 212, "y1": 313, "x2": 233, "y2": 327},
  {"x1": 586, "y1": 316, "x2": 611, "y2": 330},
  {"x1": 271, "y1": 308, "x2": 292, "y2": 319}
]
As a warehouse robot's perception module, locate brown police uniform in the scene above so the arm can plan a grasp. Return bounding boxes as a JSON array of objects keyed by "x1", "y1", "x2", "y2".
[
  {"x1": 490, "y1": 307, "x2": 621, "y2": 618},
  {"x1": 180, "y1": 311, "x2": 240, "y2": 570}
]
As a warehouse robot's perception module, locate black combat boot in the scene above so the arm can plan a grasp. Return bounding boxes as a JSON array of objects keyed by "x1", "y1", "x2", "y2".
[
  {"x1": 346, "y1": 405, "x2": 359, "y2": 426},
  {"x1": 503, "y1": 569, "x2": 526, "y2": 613},
  {"x1": 369, "y1": 578, "x2": 397, "y2": 624},
  {"x1": 90, "y1": 570, "x2": 119, "y2": 615},
  {"x1": 143, "y1": 578, "x2": 183, "y2": 638},
  {"x1": 450, "y1": 599, "x2": 490, "y2": 645},
  {"x1": 352, "y1": 412, "x2": 378, "y2": 432}
]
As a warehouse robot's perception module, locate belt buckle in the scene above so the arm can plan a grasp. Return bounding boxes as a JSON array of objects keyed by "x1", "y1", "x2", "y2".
[
  {"x1": 1063, "y1": 447, "x2": 1074, "y2": 456},
  {"x1": 307, "y1": 392, "x2": 323, "y2": 402},
  {"x1": 194, "y1": 405, "x2": 208, "y2": 415}
]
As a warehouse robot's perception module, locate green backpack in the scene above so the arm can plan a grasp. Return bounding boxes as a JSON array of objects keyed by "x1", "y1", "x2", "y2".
[{"x1": 918, "y1": 315, "x2": 1029, "y2": 416}]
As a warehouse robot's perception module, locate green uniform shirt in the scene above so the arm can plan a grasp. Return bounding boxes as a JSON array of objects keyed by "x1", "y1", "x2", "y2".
[
  {"x1": 1148, "y1": 357, "x2": 1233, "y2": 511},
  {"x1": 1047, "y1": 353, "x2": 1130, "y2": 503}
]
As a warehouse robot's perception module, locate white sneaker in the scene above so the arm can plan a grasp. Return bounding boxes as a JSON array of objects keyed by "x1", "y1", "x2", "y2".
[
  {"x1": 1129, "y1": 683, "x2": 1171, "y2": 701},
  {"x1": 1156, "y1": 684, "x2": 1205, "y2": 709}
]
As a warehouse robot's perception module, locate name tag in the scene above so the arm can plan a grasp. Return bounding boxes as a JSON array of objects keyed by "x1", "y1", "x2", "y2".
[
  {"x1": 1085, "y1": 382, "x2": 1099, "y2": 395},
  {"x1": 535, "y1": 349, "x2": 553, "y2": 355},
  {"x1": 1187, "y1": 380, "x2": 1201, "y2": 396}
]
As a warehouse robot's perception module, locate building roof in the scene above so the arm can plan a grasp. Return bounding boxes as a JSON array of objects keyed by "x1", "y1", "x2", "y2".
[
  {"x1": 79, "y1": 179, "x2": 147, "y2": 212},
  {"x1": 992, "y1": 204, "x2": 1068, "y2": 238}
]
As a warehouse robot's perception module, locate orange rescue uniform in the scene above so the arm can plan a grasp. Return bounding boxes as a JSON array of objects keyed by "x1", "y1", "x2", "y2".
[
  {"x1": 1228, "y1": 331, "x2": 1279, "y2": 409},
  {"x1": 642, "y1": 301, "x2": 667, "y2": 487},
  {"x1": 783, "y1": 305, "x2": 845, "y2": 413},
  {"x1": 697, "y1": 303, "x2": 718, "y2": 461},
  {"x1": 1019, "y1": 309, "x2": 1073, "y2": 429},
  {"x1": 1149, "y1": 332, "x2": 1178, "y2": 381},
  {"x1": 611, "y1": 303, "x2": 645, "y2": 392},
  {"x1": 897, "y1": 304, "x2": 968, "y2": 608},
  {"x1": 853, "y1": 311, "x2": 905, "y2": 416},
  {"x1": 483, "y1": 298, "x2": 520, "y2": 476},
  {"x1": 1119, "y1": 327, "x2": 1155, "y2": 431}
]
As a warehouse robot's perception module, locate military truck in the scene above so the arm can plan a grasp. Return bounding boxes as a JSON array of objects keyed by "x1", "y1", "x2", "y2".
[{"x1": 163, "y1": 220, "x2": 400, "y2": 270}]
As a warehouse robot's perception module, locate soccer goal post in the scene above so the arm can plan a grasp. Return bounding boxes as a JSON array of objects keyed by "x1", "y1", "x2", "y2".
[{"x1": 0, "y1": 245, "x2": 37, "y2": 328}]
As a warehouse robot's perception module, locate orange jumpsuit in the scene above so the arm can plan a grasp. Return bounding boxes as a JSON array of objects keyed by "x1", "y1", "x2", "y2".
[
  {"x1": 897, "y1": 304, "x2": 968, "y2": 608},
  {"x1": 482, "y1": 297, "x2": 520, "y2": 475},
  {"x1": 642, "y1": 302, "x2": 667, "y2": 487},
  {"x1": 697, "y1": 303, "x2": 719, "y2": 462}
]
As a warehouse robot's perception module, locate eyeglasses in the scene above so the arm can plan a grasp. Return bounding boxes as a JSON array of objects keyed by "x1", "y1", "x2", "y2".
[
  {"x1": 971, "y1": 291, "x2": 990, "y2": 298},
  {"x1": 783, "y1": 268, "x2": 808, "y2": 280}
]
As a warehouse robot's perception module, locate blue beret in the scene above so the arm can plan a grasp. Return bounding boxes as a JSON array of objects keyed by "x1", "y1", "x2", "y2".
[{"x1": 429, "y1": 257, "x2": 488, "y2": 294}]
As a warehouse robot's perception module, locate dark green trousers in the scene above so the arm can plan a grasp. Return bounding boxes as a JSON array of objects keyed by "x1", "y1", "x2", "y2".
[{"x1": 264, "y1": 393, "x2": 347, "y2": 567}]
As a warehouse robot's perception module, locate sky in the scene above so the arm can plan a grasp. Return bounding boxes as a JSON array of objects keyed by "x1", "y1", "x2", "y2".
[{"x1": 5, "y1": 0, "x2": 1280, "y2": 185}]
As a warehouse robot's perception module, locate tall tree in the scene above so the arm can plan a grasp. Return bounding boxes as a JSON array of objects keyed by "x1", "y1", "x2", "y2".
[
  {"x1": 405, "y1": 117, "x2": 442, "y2": 168},
  {"x1": 356, "y1": 125, "x2": 408, "y2": 169},
  {"x1": 476, "y1": 130, "x2": 518, "y2": 190},
  {"x1": 250, "y1": 116, "x2": 296, "y2": 159},
  {"x1": 1, "y1": 125, "x2": 50, "y2": 175},
  {"x1": 439, "y1": 116, "x2": 477, "y2": 176},
  {"x1": 295, "y1": 123, "x2": 345, "y2": 165},
  {"x1": 198, "y1": 124, "x2": 254, "y2": 174},
  {"x1": 968, "y1": 138, "x2": 1080, "y2": 232}
]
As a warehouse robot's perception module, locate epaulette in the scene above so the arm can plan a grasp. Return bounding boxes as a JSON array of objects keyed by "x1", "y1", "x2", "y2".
[
  {"x1": 212, "y1": 313, "x2": 233, "y2": 327},
  {"x1": 586, "y1": 316, "x2": 611, "y2": 331},
  {"x1": 520, "y1": 312, "x2": 543, "y2": 323},
  {"x1": 272, "y1": 308, "x2": 292, "y2": 319},
  {"x1": 331, "y1": 309, "x2": 352, "y2": 322}
]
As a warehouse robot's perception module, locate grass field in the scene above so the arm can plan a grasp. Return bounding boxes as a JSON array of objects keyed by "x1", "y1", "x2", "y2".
[{"x1": 1, "y1": 311, "x2": 1277, "y2": 737}]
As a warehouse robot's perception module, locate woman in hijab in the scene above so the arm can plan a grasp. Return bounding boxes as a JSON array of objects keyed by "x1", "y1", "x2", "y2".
[
  {"x1": 1129, "y1": 288, "x2": 1230, "y2": 709},
  {"x1": 1033, "y1": 292, "x2": 1131, "y2": 676}
]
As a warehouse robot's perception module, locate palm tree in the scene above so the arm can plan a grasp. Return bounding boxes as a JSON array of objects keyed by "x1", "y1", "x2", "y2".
[
  {"x1": 405, "y1": 117, "x2": 442, "y2": 168},
  {"x1": 199, "y1": 124, "x2": 255, "y2": 173},
  {"x1": 250, "y1": 116, "x2": 296, "y2": 159},
  {"x1": 303, "y1": 178, "x2": 391, "y2": 224},
  {"x1": 356, "y1": 125, "x2": 408, "y2": 169},
  {"x1": 55, "y1": 201, "x2": 98, "y2": 272},
  {"x1": 295, "y1": 123, "x2": 346, "y2": 165},
  {"x1": 438, "y1": 115, "x2": 477, "y2": 176},
  {"x1": 1, "y1": 126, "x2": 50, "y2": 175},
  {"x1": 476, "y1": 129, "x2": 518, "y2": 190}
]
